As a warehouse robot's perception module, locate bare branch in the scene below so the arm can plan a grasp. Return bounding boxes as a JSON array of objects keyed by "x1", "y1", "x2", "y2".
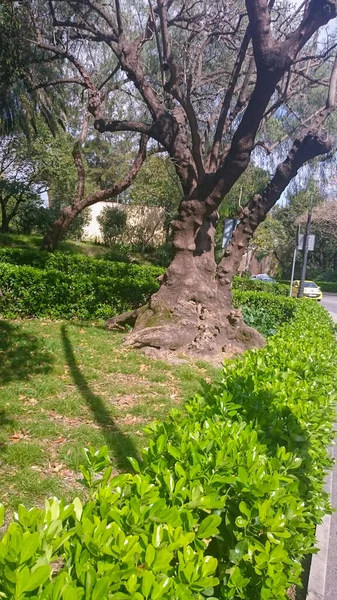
[
  {"x1": 31, "y1": 78, "x2": 85, "y2": 91},
  {"x1": 208, "y1": 26, "x2": 251, "y2": 171}
]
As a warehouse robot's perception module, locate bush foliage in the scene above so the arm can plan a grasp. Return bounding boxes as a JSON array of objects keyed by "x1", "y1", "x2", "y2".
[
  {"x1": 233, "y1": 291, "x2": 296, "y2": 336},
  {"x1": 0, "y1": 249, "x2": 290, "y2": 329},
  {"x1": 0, "y1": 263, "x2": 161, "y2": 320},
  {"x1": 0, "y1": 300, "x2": 336, "y2": 599},
  {"x1": 233, "y1": 277, "x2": 289, "y2": 296}
]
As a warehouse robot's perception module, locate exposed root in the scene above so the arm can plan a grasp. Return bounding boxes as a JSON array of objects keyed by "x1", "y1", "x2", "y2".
[
  {"x1": 106, "y1": 305, "x2": 148, "y2": 330},
  {"x1": 124, "y1": 300, "x2": 265, "y2": 360}
]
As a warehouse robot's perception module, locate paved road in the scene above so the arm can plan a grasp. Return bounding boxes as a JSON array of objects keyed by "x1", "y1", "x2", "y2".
[
  {"x1": 321, "y1": 294, "x2": 337, "y2": 323},
  {"x1": 320, "y1": 294, "x2": 337, "y2": 600}
]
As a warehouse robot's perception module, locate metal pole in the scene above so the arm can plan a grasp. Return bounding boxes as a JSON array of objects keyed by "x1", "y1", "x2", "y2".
[
  {"x1": 298, "y1": 207, "x2": 312, "y2": 298},
  {"x1": 289, "y1": 247, "x2": 297, "y2": 297}
]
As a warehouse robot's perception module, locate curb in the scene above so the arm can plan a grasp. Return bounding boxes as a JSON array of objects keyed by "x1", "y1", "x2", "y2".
[{"x1": 306, "y1": 467, "x2": 333, "y2": 600}]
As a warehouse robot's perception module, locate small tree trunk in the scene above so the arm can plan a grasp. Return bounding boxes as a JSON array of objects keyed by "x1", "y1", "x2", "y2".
[
  {"x1": 41, "y1": 206, "x2": 80, "y2": 251},
  {"x1": 0, "y1": 203, "x2": 9, "y2": 233},
  {"x1": 125, "y1": 196, "x2": 264, "y2": 358}
]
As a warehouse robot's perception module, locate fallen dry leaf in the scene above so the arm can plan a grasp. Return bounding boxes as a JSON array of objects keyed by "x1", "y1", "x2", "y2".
[{"x1": 9, "y1": 429, "x2": 31, "y2": 442}]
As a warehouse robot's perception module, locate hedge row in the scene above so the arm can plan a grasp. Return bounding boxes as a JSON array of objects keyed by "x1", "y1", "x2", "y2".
[
  {"x1": 278, "y1": 279, "x2": 337, "y2": 293},
  {"x1": 317, "y1": 281, "x2": 337, "y2": 293},
  {"x1": 233, "y1": 276, "x2": 289, "y2": 296},
  {"x1": 0, "y1": 248, "x2": 288, "y2": 296},
  {"x1": 0, "y1": 253, "x2": 289, "y2": 325},
  {"x1": 0, "y1": 247, "x2": 164, "y2": 281},
  {"x1": 0, "y1": 263, "x2": 160, "y2": 320},
  {"x1": 233, "y1": 291, "x2": 296, "y2": 336},
  {"x1": 0, "y1": 300, "x2": 336, "y2": 599}
]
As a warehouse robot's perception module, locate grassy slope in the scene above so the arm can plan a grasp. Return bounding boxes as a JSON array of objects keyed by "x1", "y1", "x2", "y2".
[
  {"x1": 0, "y1": 233, "x2": 109, "y2": 258},
  {"x1": 0, "y1": 319, "x2": 219, "y2": 510}
]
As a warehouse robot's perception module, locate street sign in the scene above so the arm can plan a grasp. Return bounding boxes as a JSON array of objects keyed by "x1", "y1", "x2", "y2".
[
  {"x1": 297, "y1": 234, "x2": 315, "y2": 252},
  {"x1": 222, "y1": 218, "x2": 240, "y2": 248}
]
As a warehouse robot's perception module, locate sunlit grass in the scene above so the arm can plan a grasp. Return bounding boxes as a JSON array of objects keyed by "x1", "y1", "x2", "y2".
[{"x1": 0, "y1": 318, "x2": 220, "y2": 510}]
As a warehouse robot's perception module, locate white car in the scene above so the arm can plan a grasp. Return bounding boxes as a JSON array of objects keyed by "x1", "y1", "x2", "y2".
[{"x1": 250, "y1": 274, "x2": 276, "y2": 283}]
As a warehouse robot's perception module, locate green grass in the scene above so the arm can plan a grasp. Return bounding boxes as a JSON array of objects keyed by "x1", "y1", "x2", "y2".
[
  {"x1": 0, "y1": 318, "x2": 219, "y2": 510},
  {"x1": 0, "y1": 233, "x2": 109, "y2": 257}
]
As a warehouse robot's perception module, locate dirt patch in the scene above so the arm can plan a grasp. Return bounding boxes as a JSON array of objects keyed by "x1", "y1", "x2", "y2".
[
  {"x1": 112, "y1": 395, "x2": 141, "y2": 408},
  {"x1": 116, "y1": 414, "x2": 148, "y2": 426}
]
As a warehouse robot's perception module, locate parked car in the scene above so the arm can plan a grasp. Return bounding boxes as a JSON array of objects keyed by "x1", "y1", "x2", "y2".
[
  {"x1": 291, "y1": 280, "x2": 322, "y2": 301},
  {"x1": 250, "y1": 273, "x2": 276, "y2": 283}
]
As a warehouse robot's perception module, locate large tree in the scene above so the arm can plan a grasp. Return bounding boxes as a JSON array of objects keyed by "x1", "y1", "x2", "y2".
[{"x1": 25, "y1": 0, "x2": 337, "y2": 356}]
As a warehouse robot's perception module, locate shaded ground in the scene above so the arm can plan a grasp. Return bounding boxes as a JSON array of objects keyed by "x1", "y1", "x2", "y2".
[
  {"x1": 0, "y1": 319, "x2": 219, "y2": 510},
  {"x1": 0, "y1": 232, "x2": 109, "y2": 257}
]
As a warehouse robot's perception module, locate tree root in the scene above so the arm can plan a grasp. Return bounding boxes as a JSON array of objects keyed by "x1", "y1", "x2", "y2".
[{"x1": 106, "y1": 305, "x2": 148, "y2": 330}]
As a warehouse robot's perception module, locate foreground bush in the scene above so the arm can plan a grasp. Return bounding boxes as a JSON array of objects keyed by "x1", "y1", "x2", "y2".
[{"x1": 0, "y1": 300, "x2": 336, "y2": 599}]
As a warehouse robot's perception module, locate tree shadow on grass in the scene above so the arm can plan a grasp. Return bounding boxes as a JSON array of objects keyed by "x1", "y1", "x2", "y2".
[
  {"x1": 60, "y1": 324, "x2": 140, "y2": 471},
  {"x1": 0, "y1": 321, "x2": 54, "y2": 385}
]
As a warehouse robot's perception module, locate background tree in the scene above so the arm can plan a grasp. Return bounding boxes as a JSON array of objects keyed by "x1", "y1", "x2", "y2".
[
  {"x1": 296, "y1": 197, "x2": 337, "y2": 279},
  {"x1": 24, "y1": 0, "x2": 337, "y2": 356},
  {"x1": 129, "y1": 154, "x2": 182, "y2": 244},
  {"x1": 0, "y1": 134, "x2": 46, "y2": 233},
  {"x1": 97, "y1": 205, "x2": 127, "y2": 246}
]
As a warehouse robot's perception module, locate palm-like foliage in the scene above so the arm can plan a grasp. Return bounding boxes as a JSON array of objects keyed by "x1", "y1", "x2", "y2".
[{"x1": 0, "y1": 2, "x2": 66, "y2": 136}]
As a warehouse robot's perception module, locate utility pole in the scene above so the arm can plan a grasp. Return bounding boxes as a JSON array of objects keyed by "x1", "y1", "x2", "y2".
[
  {"x1": 298, "y1": 205, "x2": 312, "y2": 298},
  {"x1": 289, "y1": 225, "x2": 300, "y2": 297}
]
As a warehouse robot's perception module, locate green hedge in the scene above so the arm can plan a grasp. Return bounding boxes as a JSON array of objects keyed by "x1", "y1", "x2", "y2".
[
  {"x1": 318, "y1": 281, "x2": 337, "y2": 293},
  {"x1": 0, "y1": 247, "x2": 163, "y2": 280},
  {"x1": 233, "y1": 276, "x2": 289, "y2": 296},
  {"x1": 0, "y1": 300, "x2": 336, "y2": 599},
  {"x1": 0, "y1": 250, "x2": 290, "y2": 325},
  {"x1": 0, "y1": 263, "x2": 160, "y2": 320},
  {"x1": 233, "y1": 291, "x2": 296, "y2": 336},
  {"x1": 278, "y1": 279, "x2": 337, "y2": 293}
]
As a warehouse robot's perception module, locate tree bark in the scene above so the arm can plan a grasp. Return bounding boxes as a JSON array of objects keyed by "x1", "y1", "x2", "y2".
[{"x1": 0, "y1": 202, "x2": 10, "y2": 233}]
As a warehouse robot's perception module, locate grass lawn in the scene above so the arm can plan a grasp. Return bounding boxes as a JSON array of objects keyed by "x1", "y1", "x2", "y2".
[
  {"x1": 0, "y1": 318, "x2": 220, "y2": 511},
  {"x1": 0, "y1": 233, "x2": 109, "y2": 257}
]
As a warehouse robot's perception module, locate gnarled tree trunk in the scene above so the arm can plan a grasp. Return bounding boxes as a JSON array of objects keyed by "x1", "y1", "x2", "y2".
[{"x1": 125, "y1": 196, "x2": 264, "y2": 358}]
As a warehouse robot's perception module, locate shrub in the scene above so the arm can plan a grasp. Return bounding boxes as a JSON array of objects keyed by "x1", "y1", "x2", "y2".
[
  {"x1": 97, "y1": 205, "x2": 128, "y2": 246},
  {"x1": 317, "y1": 281, "x2": 337, "y2": 293},
  {"x1": 0, "y1": 300, "x2": 336, "y2": 599},
  {"x1": 233, "y1": 291, "x2": 296, "y2": 336},
  {"x1": 103, "y1": 245, "x2": 132, "y2": 263},
  {"x1": 0, "y1": 263, "x2": 160, "y2": 320},
  {"x1": 0, "y1": 247, "x2": 164, "y2": 280},
  {"x1": 233, "y1": 276, "x2": 289, "y2": 296}
]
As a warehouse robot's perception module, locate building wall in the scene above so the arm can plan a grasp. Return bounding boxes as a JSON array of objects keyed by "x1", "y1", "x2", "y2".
[
  {"x1": 239, "y1": 249, "x2": 278, "y2": 276},
  {"x1": 83, "y1": 202, "x2": 166, "y2": 246}
]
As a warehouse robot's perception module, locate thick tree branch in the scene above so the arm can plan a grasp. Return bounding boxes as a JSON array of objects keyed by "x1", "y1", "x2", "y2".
[
  {"x1": 208, "y1": 26, "x2": 252, "y2": 171},
  {"x1": 94, "y1": 119, "x2": 152, "y2": 137},
  {"x1": 217, "y1": 127, "x2": 334, "y2": 287},
  {"x1": 41, "y1": 135, "x2": 148, "y2": 251},
  {"x1": 31, "y1": 78, "x2": 85, "y2": 90}
]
